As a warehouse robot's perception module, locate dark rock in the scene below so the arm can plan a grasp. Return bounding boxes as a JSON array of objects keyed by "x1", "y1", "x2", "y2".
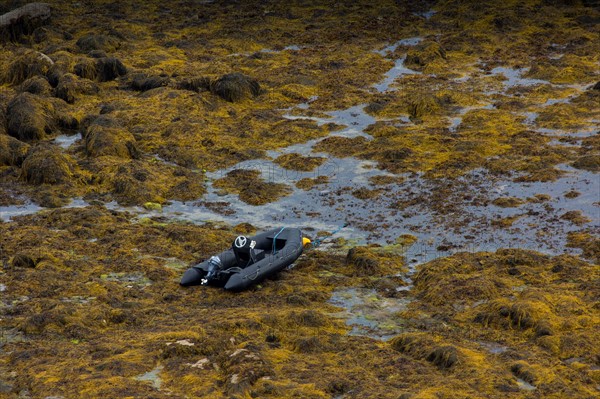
[
  {"x1": 21, "y1": 144, "x2": 75, "y2": 184},
  {"x1": 95, "y1": 57, "x2": 127, "y2": 81},
  {"x1": 0, "y1": 3, "x2": 51, "y2": 43},
  {"x1": 210, "y1": 73, "x2": 261, "y2": 102}
]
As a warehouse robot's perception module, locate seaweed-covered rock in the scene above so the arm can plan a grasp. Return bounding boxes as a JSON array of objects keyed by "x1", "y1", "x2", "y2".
[
  {"x1": 426, "y1": 346, "x2": 459, "y2": 369},
  {"x1": 129, "y1": 73, "x2": 170, "y2": 92},
  {"x1": 11, "y1": 253, "x2": 36, "y2": 268},
  {"x1": 21, "y1": 144, "x2": 75, "y2": 184},
  {"x1": 0, "y1": 134, "x2": 30, "y2": 166},
  {"x1": 76, "y1": 33, "x2": 121, "y2": 53},
  {"x1": 0, "y1": 2, "x2": 51, "y2": 43},
  {"x1": 572, "y1": 155, "x2": 600, "y2": 172},
  {"x1": 3, "y1": 51, "x2": 53, "y2": 85},
  {"x1": 6, "y1": 92, "x2": 55, "y2": 141},
  {"x1": 55, "y1": 73, "x2": 99, "y2": 103},
  {"x1": 591, "y1": 81, "x2": 600, "y2": 91},
  {"x1": 210, "y1": 73, "x2": 261, "y2": 102},
  {"x1": 73, "y1": 58, "x2": 98, "y2": 81},
  {"x1": 17, "y1": 76, "x2": 52, "y2": 95},
  {"x1": 404, "y1": 41, "x2": 446, "y2": 71},
  {"x1": 176, "y1": 76, "x2": 210, "y2": 92},
  {"x1": 45, "y1": 51, "x2": 75, "y2": 87},
  {"x1": 95, "y1": 57, "x2": 127, "y2": 82},
  {"x1": 85, "y1": 116, "x2": 138, "y2": 159},
  {"x1": 346, "y1": 246, "x2": 380, "y2": 276},
  {"x1": 73, "y1": 57, "x2": 127, "y2": 82}
]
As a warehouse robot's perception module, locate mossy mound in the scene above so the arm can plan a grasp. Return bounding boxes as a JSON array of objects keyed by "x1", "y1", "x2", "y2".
[
  {"x1": 345, "y1": 245, "x2": 406, "y2": 277},
  {"x1": 572, "y1": 154, "x2": 600, "y2": 171},
  {"x1": 55, "y1": 73, "x2": 99, "y2": 104},
  {"x1": 0, "y1": 134, "x2": 29, "y2": 166},
  {"x1": 210, "y1": 73, "x2": 261, "y2": 102},
  {"x1": 74, "y1": 57, "x2": 127, "y2": 82},
  {"x1": 21, "y1": 144, "x2": 76, "y2": 185},
  {"x1": 84, "y1": 116, "x2": 139, "y2": 159},
  {"x1": 129, "y1": 73, "x2": 170, "y2": 92},
  {"x1": 6, "y1": 93, "x2": 60, "y2": 141},
  {"x1": 76, "y1": 33, "x2": 121, "y2": 53},
  {"x1": 176, "y1": 76, "x2": 211, "y2": 93},
  {"x1": 2, "y1": 51, "x2": 53, "y2": 85},
  {"x1": 274, "y1": 153, "x2": 326, "y2": 172},
  {"x1": 17, "y1": 76, "x2": 52, "y2": 96},
  {"x1": 212, "y1": 169, "x2": 291, "y2": 205},
  {"x1": 404, "y1": 41, "x2": 447, "y2": 71}
]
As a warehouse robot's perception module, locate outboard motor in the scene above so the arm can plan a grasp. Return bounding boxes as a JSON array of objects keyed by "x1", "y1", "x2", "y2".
[{"x1": 201, "y1": 255, "x2": 222, "y2": 285}]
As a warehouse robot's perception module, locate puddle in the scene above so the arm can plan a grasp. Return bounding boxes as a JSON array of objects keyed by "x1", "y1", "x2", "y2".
[
  {"x1": 135, "y1": 364, "x2": 163, "y2": 390},
  {"x1": 490, "y1": 67, "x2": 548, "y2": 89},
  {"x1": 0, "y1": 198, "x2": 90, "y2": 222},
  {"x1": 374, "y1": 37, "x2": 423, "y2": 56},
  {"x1": 477, "y1": 341, "x2": 508, "y2": 354},
  {"x1": 329, "y1": 288, "x2": 411, "y2": 340},
  {"x1": 53, "y1": 133, "x2": 82, "y2": 149},
  {"x1": 373, "y1": 56, "x2": 421, "y2": 92}
]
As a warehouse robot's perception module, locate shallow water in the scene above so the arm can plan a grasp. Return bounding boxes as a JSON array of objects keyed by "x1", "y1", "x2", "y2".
[
  {"x1": 135, "y1": 364, "x2": 163, "y2": 390},
  {"x1": 329, "y1": 288, "x2": 411, "y2": 340},
  {"x1": 0, "y1": 198, "x2": 89, "y2": 222},
  {"x1": 53, "y1": 133, "x2": 82, "y2": 149}
]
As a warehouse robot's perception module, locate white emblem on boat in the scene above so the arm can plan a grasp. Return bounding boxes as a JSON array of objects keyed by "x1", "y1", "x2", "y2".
[{"x1": 234, "y1": 236, "x2": 247, "y2": 248}]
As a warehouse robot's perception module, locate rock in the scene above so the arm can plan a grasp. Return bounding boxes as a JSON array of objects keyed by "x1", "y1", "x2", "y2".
[
  {"x1": 0, "y1": 134, "x2": 30, "y2": 166},
  {"x1": 84, "y1": 116, "x2": 138, "y2": 159},
  {"x1": 6, "y1": 92, "x2": 54, "y2": 141},
  {"x1": 210, "y1": 73, "x2": 261, "y2": 102},
  {"x1": 76, "y1": 33, "x2": 120, "y2": 53},
  {"x1": 55, "y1": 73, "x2": 99, "y2": 103},
  {"x1": 142, "y1": 202, "x2": 162, "y2": 211},
  {"x1": 17, "y1": 76, "x2": 52, "y2": 95},
  {"x1": 95, "y1": 57, "x2": 127, "y2": 82},
  {"x1": 6, "y1": 93, "x2": 77, "y2": 141},
  {"x1": 3, "y1": 51, "x2": 53, "y2": 85},
  {"x1": 21, "y1": 143, "x2": 75, "y2": 184},
  {"x1": 0, "y1": 3, "x2": 51, "y2": 43}
]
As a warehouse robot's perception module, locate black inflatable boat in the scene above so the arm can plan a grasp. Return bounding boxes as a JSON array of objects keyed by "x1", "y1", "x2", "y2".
[{"x1": 180, "y1": 227, "x2": 310, "y2": 291}]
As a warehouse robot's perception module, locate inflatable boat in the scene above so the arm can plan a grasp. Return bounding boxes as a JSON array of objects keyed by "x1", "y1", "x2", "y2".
[{"x1": 180, "y1": 227, "x2": 310, "y2": 291}]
